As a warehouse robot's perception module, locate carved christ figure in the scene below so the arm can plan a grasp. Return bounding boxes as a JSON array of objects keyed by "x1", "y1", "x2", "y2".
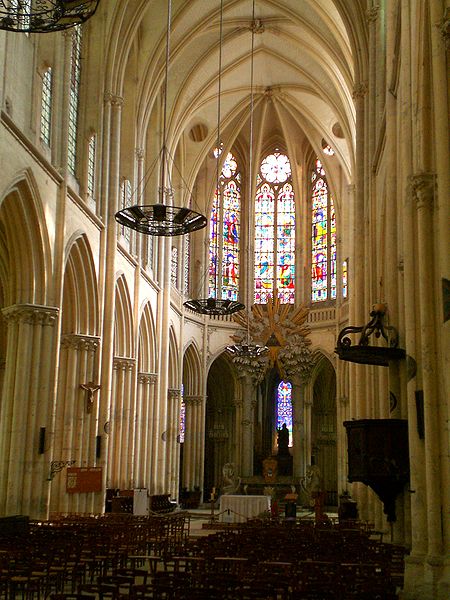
[{"x1": 80, "y1": 382, "x2": 101, "y2": 413}]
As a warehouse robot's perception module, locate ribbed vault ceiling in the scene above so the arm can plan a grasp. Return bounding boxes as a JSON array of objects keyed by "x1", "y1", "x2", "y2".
[{"x1": 107, "y1": 0, "x2": 367, "y2": 192}]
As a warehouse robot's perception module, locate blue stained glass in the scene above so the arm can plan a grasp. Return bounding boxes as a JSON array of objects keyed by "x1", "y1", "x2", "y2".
[{"x1": 276, "y1": 381, "x2": 293, "y2": 446}]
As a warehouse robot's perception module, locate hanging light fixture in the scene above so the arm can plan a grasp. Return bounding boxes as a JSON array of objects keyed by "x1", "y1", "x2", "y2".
[
  {"x1": 183, "y1": 0, "x2": 245, "y2": 315},
  {"x1": 115, "y1": 0, "x2": 207, "y2": 237},
  {"x1": 0, "y1": 1, "x2": 100, "y2": 33},
  {"x1": 226, "y1": 0, "x2": 267, "y2": 356},
  {"x1": 335, "y1": 303, "x2": 406, "y2": 366}
]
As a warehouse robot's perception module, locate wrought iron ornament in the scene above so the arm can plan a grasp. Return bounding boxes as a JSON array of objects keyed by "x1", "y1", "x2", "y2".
[
  {"x1": 0, "y1": 1, "x2": 100, "y2": 33},
  {"x1": 335, "y1": 304, "x2": 405, "y2": 366}
]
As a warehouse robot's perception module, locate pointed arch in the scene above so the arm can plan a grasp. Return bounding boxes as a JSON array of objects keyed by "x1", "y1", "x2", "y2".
[
  {"x1": 0, "y1": 172, "x2": 51, "y2": 306},
  {"x1": 138, "y1": 301, "x2": 157, "y2": 373},
  {"x1": 114, "y1": 274, "x2": 134, "y2": 357},
  {"x1": 168, "y1": 326, "x2": 180, "y2": 388},
  {"x1": 62, "y1": 234, "x2": 99, "y2": 336},
  {"x1": 182, "y1": 342, "x2": 202, "y2": 396},
  {"x1": 310, "y1": 351, "x2": 338, "y2": 507}
]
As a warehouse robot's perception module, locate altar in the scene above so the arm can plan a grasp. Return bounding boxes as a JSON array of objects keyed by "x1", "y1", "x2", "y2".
[{"x1": 219, "y1": 494, "x2": 271, "y2": 523}]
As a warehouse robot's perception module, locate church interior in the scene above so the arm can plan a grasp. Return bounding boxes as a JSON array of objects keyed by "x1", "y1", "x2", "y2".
[{"x1": 0, "y1": 1, "x2": 448, "y2": 599}]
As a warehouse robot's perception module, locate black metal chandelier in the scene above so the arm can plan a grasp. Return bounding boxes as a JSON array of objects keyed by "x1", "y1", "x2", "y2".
[
  {"x1": 184, "y1": 297, "x2": 244, "y2": 316},
  {"x1": 335, "y1": 304, "x2": 406, "y2": 366},
  {"x1": 115, "y1": 0, "x2": 206, "y2": 237},
  {"x1": 0, "y1": 1, "x2": 100, "y2": 33},
  {"x1": 116, "y1": 204, "x2": 206, "y2": 237},
  {"x1": 182, "y1": 0, "x2": 244, "y2": 316}
]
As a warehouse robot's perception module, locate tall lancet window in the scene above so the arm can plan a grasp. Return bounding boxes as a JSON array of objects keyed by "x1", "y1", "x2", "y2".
[
  {"x1": 40, "y1": 67, "x2": 52, "y2": 146},
  {"x1": 209, "y1": 151, "x2": 241, "y2": 300},
  {"x1": 276, "y1": 381, "x2": 293, "y2": 447},
  {"x1": 68, "y1": 26, "x2": 82, "y2": 176},
  {"x1": 311, "y1": 158, "x2": 336, "y2": 302},
  {"x1": 254, "y1": 151, "x2": 295, "y2": 303}
]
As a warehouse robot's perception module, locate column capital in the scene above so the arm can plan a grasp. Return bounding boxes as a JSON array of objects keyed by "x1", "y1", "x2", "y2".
[
  {"x1": 135, "y1": 147, "x2": 145, "y2": 160},
  {"x1": 184, "y1": 395, "x2": 204, "y2": 406},
  {"x1": 2, "y1": 304, "x2": 59, "y2": 326},
  {"x1": 167, "y1": 388, "x2": 182, "y2": 400},
  {"x1": 409, "y1": 172, "x2": 436, "y2": 210},
  {"x1": 232, "y1": 397, "x2": 243, "y2": 408},
  {"x1": 438, "y1": 8, "x2": 450, "y2": 50},
  {"x1": 62, "y1": 29, "x2": 75, "y2": 41},
  {"x1": 366, "y1": 6, "x2": 379, "y2": 23},
  {"x1": 61, "y1": 334, "x2": 100, "y2": 351},
  {"x1": 352, "y1": 83, "x2": 368, "y2": 99},
  {"x1": 104, "y1": 91, "x2": 124, "y2": 107},
  {"x1": 113, "y1": 356, "x2": 135, "y2": 371},
  {"x1": 138, "y1": 372, "x2": 157, "y2": 385}
]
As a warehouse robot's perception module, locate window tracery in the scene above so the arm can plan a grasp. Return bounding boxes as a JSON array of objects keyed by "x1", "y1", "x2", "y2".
[{"x1": 255, "y1": 152, "x2": 295, "y2": 304}]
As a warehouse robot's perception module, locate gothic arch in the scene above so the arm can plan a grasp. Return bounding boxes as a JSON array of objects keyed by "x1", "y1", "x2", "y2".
[
  {"x1": 168, "y1": 326, "x2": 180, "y2": 388},
  {"x1": 137, "y1": 301, "x2": 157, "y2": 374},
  {"x1": 0, "y1": 172, "x2": 50, "y2": 306},
  {"x1": 310, "y1": 351, "x2": 338, "y2": 507},
  {"x1": 182, "y1": 342, "x2": 202, "y2": 396},
  {"x1": 62, "y1": 234, "x2": 99, "y2": 336},
  {"x1": 114, "y1": 274, "x2": 134, "y2": 357}
]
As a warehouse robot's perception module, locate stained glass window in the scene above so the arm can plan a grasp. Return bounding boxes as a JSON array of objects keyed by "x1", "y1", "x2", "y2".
[
  {"x1": 179, "y1": 385, "x2": 185, "y2": 443},
  {"x1": 87, "y1": 134, "x2": 96, "y2": 198},
  {"x1": 68, "y1": 26, "x2": 82, "y2": 176},
  {"x1": 184, "y1": 235, "x2": 190, "y2": 295},
  {"x1": 171, "y1": 246, "x2": 178, "y2": 287},
  {"x1": 40, "y1": 67, "x2": 52, "y2": 146},
  {"x1": 276, "y1": 381, "x2": 293, "y2": 447},
  {"x1": 119, "y1": 179, "x2": 132, "y2": 243},
  {"x1": 311, "y1": 158, "x2": 336, "y2": 302},
  {"x1": 255, "y1": 152, "x2": 295, "y2": 303},
  {"x1": 342, "y1": 259, "x2": 348, "y2": 299},
  {"x1": 209, "y1": 151, "x2": 241, "y2": 300}
]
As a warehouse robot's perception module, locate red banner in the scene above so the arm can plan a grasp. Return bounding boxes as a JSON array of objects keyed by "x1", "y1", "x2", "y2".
[{"x1": 66, "y1": 467, "x2": 102, "y2": 493}]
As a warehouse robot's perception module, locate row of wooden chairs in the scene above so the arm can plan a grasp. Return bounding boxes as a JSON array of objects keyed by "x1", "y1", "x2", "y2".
[{"x1": 0, "y1": 512, "x2": 189, "y2": 600}]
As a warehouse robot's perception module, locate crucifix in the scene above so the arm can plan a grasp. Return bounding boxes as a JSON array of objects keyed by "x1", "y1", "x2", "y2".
[{"x1": 80, "y1": 382, "x2": 101, "y2": 414}]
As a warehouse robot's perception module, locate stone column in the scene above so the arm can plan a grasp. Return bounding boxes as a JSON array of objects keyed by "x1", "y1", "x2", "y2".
[
  {"x1": 108, "y1": 357, "x2": 135, "y2": 489},
  {"x1": 0, "y1": 304, "x2": 59, "y2": 519},
  {"x1": 350, "y1": 82, "x2": 369, "y2": 515},
  {"x1": 410, "y1": 173, "x2": 442, "y2": 565},
  {"x1": 182, "y1": 395, "x2": 204, "y2": 491},
  {"x1": 167, "y1": 388, "x2": 182, "y2": 499},
  {"x1": 99, "y1": 91, "x2": 123, "y2": 495},
  {"x1": 240, "y1": 374, "x2": 256, "y2": 477},
  {"x1": 135, "y1": 372, "x2": 157, "y2": 489},
  {"x1": 50, "y1": 334, "x2": 100, "y2": 515},
  {"x1": 337, "y1": 394, "x2": 349, "y2": 492},
  {"x1": 291, "y1": 376, "x2": 305, "y2": 479},
  {"x1": 233, "y1": 397, "x2": 243, "y2": 474}
]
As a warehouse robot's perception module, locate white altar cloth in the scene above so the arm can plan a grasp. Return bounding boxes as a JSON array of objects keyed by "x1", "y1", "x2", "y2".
[{"x1": 219, "y1": 494, "x2": 271, "y2": 523}]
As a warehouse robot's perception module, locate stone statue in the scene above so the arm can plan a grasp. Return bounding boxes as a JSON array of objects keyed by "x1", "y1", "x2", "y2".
[
  {"x1": 301, "y1": 464, "x2": 324, "y2": 507},
  {"x1": 221, "y1": 462, "x2": 241, "y2": 495},
  {"x1": 277, "y1": 423, "x2": 289, "y2": 455}
]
